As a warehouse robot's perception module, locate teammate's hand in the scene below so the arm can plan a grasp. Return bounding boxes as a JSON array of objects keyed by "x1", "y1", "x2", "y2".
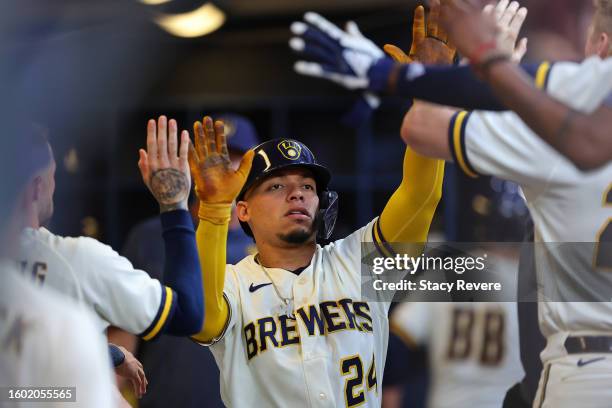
[
  {"x1": 290, "y1": 12, "x2": 385, "y2": 90},
  {"x1": 188, "y1": 116, "x2": 254, "y2": 205},
  {"x1": 114, "y1": 345, "x2": 148, "y2": 399},
  {"x1": 484, "y1": 0, "x2": 528, "y2": 63},
  {"x1": 383, "y1": 4, "x2": 457, "y2": 65},
  {"x1": 138, "y1": 116, "x2": 191, "y2": 213},
  {"x1": 439, "y1": 0, "x2": 528, "y2": 64}
]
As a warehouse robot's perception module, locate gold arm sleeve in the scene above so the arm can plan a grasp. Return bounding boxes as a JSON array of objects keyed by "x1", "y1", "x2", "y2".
[
  {"x1": 378, "y1": 147, "x2": 444, "y2": 255},
  {"x1": 191, "y1": 203, "x2": 232, "y2": 343}
]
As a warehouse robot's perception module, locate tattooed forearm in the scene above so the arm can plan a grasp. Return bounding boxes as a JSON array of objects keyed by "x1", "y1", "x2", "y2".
[{"x1": 150, "y1": 168, "x2": 190, "y2": 212}]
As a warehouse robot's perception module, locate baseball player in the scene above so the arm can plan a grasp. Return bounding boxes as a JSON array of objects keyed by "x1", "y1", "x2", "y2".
[
  {"x1": 391, "y1": 300, "x2": 523, "y2": 408},
  {"x1": 436, "y1": 0, "x2": 612, "y2": 171},
  {"x1": 401, "y1": 66, "x2": 612, "y2": 407},
  {"x1": 184, "y1": 109, "x2": 443, "y2": 407},
  {"x1": 17, "y1": 116, "x2": 205, "y2": 397},
  {"x1": 0, "y1": 119, "x2": 115, "y2": 408},
  {"x1": 401, "y1": 6, "x2": 612, "y2": 408}
]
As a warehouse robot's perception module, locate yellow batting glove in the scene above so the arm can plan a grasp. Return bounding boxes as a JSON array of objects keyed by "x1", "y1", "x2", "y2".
[
  {"x1": 383, "y1": 4, "x2": 457, "y2": 65},
  {"x1": 188, "y1": 116, "x2": 254, "y2": 211}
]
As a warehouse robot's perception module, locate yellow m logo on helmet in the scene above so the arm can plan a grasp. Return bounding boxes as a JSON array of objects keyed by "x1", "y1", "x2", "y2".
[{"x1": 277, "y1": 140, "x2": 302, "y2": 160}]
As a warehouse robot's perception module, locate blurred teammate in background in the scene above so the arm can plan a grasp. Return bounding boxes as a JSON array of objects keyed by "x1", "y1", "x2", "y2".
[{"x1": 0, "y1": 117, "x2": 116, "y2": 408}]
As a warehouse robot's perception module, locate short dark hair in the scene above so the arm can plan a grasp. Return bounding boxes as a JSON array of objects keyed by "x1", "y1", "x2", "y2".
[{"x1": 0, "y1": 117, "x2": 52, "y2": 234}]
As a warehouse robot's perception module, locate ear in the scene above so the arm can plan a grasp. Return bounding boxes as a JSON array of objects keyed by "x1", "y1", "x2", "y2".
[
  {"x1": 598, "y1": 31, "x2": 610, "y2": 58},
  {"x1": 235, "y1": 201, "x2": 250, "y2": 223}
]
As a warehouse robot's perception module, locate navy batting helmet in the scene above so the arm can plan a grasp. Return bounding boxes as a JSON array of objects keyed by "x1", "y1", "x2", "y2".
[{"x1": 237, "y1": 138, "x2": 338, "y2": 241}]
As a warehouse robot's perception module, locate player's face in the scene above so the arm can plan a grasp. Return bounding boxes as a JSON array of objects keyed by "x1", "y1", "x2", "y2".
[{"x1": 238, "y1": 168, "x2": 319, "y2": 246}]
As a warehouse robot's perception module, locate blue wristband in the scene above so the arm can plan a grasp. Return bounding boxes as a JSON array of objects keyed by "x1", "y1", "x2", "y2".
[{"x1": 109, "y1": 344, "x2": 125, "y2": 367}]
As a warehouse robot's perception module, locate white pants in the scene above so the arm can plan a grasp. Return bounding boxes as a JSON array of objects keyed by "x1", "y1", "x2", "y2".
[{"x1": 534, "y1": 354, "x2": 612, "y2": 408}]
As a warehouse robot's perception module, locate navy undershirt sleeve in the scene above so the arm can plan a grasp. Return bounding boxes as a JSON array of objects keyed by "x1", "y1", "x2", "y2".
[
  {"x1": 159, "y1": 209, "x2": 204, "y2": 336},
  {"x1": 368, "y1": 57, "x2": 541, "y2": 111}
]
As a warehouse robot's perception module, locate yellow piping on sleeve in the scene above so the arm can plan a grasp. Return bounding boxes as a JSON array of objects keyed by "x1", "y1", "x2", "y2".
[
  {"x1": 535, "y1": 61, "x2": 551, "y2": 90},
  {"x1": 142, "y1": 286, "x2": 174, "y2": 341},
  {"x1": 452, "y1": 111, "x2": 479, "y2": 178},
  {"x1": 372, "y1": 219, "x2": 393, "y2": 258}
]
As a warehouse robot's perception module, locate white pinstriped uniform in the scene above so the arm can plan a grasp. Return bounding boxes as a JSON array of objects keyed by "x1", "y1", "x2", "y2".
[
  {"x1": 0, "y1": 263, "x2": 115, "y2": 408},
  {"x1": 447, "y1": 56, "x2": 612, "y2": 408},
  {"x1": 201, "y1": 219, "x2": 395, "y2": 408},
  {"x1": 390, "y1": 254, "x2": 523, "y2": 408},
  {"x1": 19, "y1": 227, "x2": 173, "y2": 340}
]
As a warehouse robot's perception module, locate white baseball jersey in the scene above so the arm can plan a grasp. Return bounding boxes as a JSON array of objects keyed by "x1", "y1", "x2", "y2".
[
  {"x1": 19, "y1": 227, "x2": 173, "y2": 340},
  {"x1": 448, "y1": 56, "x2": 612, "y2": 362},
  {"x1": 0, "y1": 262, "x2": 115, "y2": 408},
  {"x1": 391, "y1": 302, "x2": 523, "y2": 408},
  {"x1": 202, "y1": 219, "x2": 389, "y2": 408}
]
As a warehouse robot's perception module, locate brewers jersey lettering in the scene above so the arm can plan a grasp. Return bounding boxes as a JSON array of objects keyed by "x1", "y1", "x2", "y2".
[
  {"x1": 19, "y1": 227, "x2": 173, "y2": 339},
  {"x1": 0, "y1": 262, "x2": 115, "y2": 408},
  {"x1": 391, "y1": 302, "x2": 523, "y2": 408},
  {"x1": 448, "y1": 56, "x2": 612, "y2": 360},
  {"x1": 202, "y1": 219, "x2": 389, "y2": 408}
]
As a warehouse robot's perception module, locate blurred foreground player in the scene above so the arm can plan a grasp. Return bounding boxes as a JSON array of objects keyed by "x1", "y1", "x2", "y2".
[
  {"x1": 436, "y1": 0, "x2": 612, "y2": 170},
  {"x1": 401, "y1": 3, "x2": 612, "y2": 407},
  {"x1": 118, "y1": 114, "x2": 258, "y2": 408},
  {"x1": 17, "y1": 116, "x2": 205, "y2": 398},
  {"x1": 187, "y1": 114, "x2": 443, "y2": 406},
  {"x1": 0, "y1": 119, "x2": 116, "y2": 408}
]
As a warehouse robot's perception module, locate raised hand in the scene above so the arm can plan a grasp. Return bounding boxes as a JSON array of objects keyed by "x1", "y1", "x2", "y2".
[
  {"x1": 188, "y1": 116, "x2": 254, "y2": 205},
  {"x1": 290, "y1": 12, "x2": 385, "y2": 90},
  {"x1": 138, "y1": 116, "x2": 191, "y2": 213},
  {"x1": 384, "y1": 4, "x2": 457, "y2": 65},
  {"x1": 483, "y1": 0, "x2": 528, "y2": 63}
]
